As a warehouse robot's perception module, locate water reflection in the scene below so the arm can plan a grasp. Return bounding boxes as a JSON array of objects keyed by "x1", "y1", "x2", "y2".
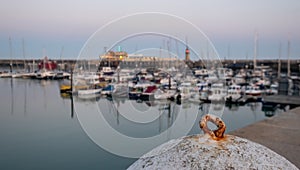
[
  {"x1": 225, "y1": 103, "x2": 239, "y2": 111},
  {"x1": 68, "y1": 93, "x2": 286, "y2": 134},
  {"x1": 24, "y1": 79, "x2": 27, "y2": 115},
  {"x1": 10, "y1": 78, "x2": 14, "y2": 115},
  {"x1": 3, "y1": 79, "x2": 77, "y2": 117},
  {"x1": 57, "y1": 88, "x2": 290, "y2": 133},
  {"x1": 70, "y1": 93, "x2": 285, "y2": 138},
  {"x1": 261, "y1": 102, "x2": 278, "y2": 117},
  {"x1": 93, "y1": 98, "x2": 183, "y2": 138},
  {"x1": 0, "y1": 79, "x2": 138, "y2": 170},
  {"x1": 0, "y1": 79, "x2": 292, "y2": 169},
  {"x1": 249, "y1": 102, "x2": 259, "y2": 121}
]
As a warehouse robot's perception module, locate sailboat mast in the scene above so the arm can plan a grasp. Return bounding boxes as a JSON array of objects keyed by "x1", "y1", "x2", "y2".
[
  {"x1": 22, "y1": 38, "x2": 26, "y2": 71},
  {"x1": 167, "y1": 39, "x2": 171, "y2": 69},
  {"x1": 278, "y1": 42, "x2": 281, "y2": 79},
  {"x1": 287, "y1": 38, "x2": 291, "y2": 77},
  {"x1": 175, "y1": 38, "x2": 179, "y2": 69},
  {"x1": 9, "y1": 37, "x2": 13, "y2": 73},
  {"x1": 60, "y1": 46, "x2": 64, "y2": 71},
  {"x1": 42, "y1": 48, "x2": 46, "y2": 71},
  {"x1": 253, "y1": 32, "x2": 258, "y2": 70},
  {"x1": 159, "y1": 46, "x2": 162, "y2": 68}
]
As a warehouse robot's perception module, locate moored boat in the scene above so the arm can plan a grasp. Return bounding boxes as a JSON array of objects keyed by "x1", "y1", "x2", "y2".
[
  {"x1": 54, "y1": 71, "x2": 71, "y2": 79},
  {"x1": 101, "y1": 84, "x2": 114, "y2": 95},
  {"x1": 0, "y1": 72, "x2": 12, "y2": 78},
  {"x1": 140, "y1": 85, "x2": 157, "y2": 101},
  {"x1": 128, "y1": 81, "x2": 152, "y2": 100},
  {"x1": 208, "y1": 83, "x2": 227, "y2": 102},
  {"x1": 154, "y1": 89, "x2": 176, "y2": 100},
  {"x1": 78, "y1": 88, "x2": 102, "y2": 95},
  {"x1": 245, "y1": 85, "x2": 262, "y2": 96},
  {"x1": 35, "y1": 70, "x2": 56, "y2": 79},
  {"x1": 226, "y1": 84, "x2": 242, "y2": 103}
]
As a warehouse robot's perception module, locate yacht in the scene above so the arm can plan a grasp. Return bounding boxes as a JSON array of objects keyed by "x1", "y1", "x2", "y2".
[
  {"x1": 176, "y1": 86, "x2": 193, "y2": 101},
  {"x1": 86, "y1": 75, "x2": 100, "y2": 86},
  {"x1": 128, "y1": 81, "x2": 152, "y2": 100},
  {"x1": 111, "y1": 83, "x2": 129, "y2": 98},
  {"x1": 233, "y1": 69, "x2": 246, "y2": 85},
  {"x1": 160, "y1": 78, "x2": 177, "y2": 90},
  {"x1": 54, "y1": 71, "x2": 71, "y2": 79},
  {"x1": 226, "y1": 84, "x2": 242, "y2": 103},
  {"x1": 140, "y1": 85, "x2": 157, "y2": 101},
  {"x1": 11, "y1": 72, "x2": 24, "y2": 78},
  {"x1": 205, "y1": 71, "x2": 218, "y2": 84},
  {"x1": 245, "y1": 85, "x2": 262, "y2": 97},
  {"x1": 0, "y1": 72, "x2": 12, "y2": 78},
  {"x1": 196, "y1": 82, "x2": 209, "y2": 92},
  {"x1": 154, "y1": 89, "x2": 176, "y2": 100},
  {"x1": 197, "y1": 82, "x2": 210, "y2": 101},
  {"x1": 78, "y1": 88, "x2": 102, "y2": 95},
  {"x1": 101, "y1": 84, "x2": 115, "y2": 95},
  {"x1": 77, "y1": 72, "x2": 100, "y2": 86},
  {"x1": 74, "y1": 72, "x2": 101, "y2": 96},
  {"x1": 194, "y1": 69, "x2": 208, "y2": 77},
  {"x1": 208, "y1": 83, "x2": 227, "y2": 102},
  {"x1": 265, "y1": 83, "x2": 278, "y2": 95},
  {"x1": 101, "y1": 67, "x2": 115, "y2": 76},
  {"x1": 176, "y1": 81, "x2": 197, "y2": 101},
  {"x1": 21, "y1": 72, "x2": 37, "y2": 79},
  {"x1": 35, "y1": 70, "x2": 56, "y2": 79}
]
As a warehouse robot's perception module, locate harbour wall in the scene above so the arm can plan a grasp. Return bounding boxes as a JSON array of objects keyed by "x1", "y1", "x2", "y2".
[{"x1": 0, "y1": 59, "x2": 300, "y2": 73}]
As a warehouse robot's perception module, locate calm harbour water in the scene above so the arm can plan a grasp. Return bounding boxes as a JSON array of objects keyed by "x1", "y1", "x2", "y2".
[{"x1": 0, "y1": 78, "x2": 284, "y2": 170}]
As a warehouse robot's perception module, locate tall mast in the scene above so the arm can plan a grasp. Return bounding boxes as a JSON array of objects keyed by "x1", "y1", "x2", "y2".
[
  {"x1": 287, "y1": 38, "x2": 291, "y2": 77},
  {"x1": 159, "y1": 46, "x2": 162, "y2": 68},
  {"x1": 167, "y1": 39, "x2": 171, "y2": 68},
  {"x1": 9, "y1": 37, "x2": 13, "y2": 73},
  {"x1": 278, "y1": 42, "x2": 281, "y2": 79},
  {"x1": 22, "y1": 38, "x2": 26, "y2": 71},
  {"x1": 175, "y1": 39, "x2": 179, "y2": 69},
  {"x1": 253, "y1": 31, "x2": 258, "y2": 69},
  {"x1": 43, "y1": 48, "x2": 46, "y2": 71},
  {"x1": 59, "y1": 46, "x2": 64, "y2": 71}
]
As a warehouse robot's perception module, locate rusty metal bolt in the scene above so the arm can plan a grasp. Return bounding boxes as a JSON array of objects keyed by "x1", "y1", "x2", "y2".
[{"x1": 199, "y1": 114, "x2": 226, "y2": 140}]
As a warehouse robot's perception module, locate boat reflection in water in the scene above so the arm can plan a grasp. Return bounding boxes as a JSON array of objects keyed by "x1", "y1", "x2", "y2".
[
  {"x1": 65, "y1": 91, "x2": 287, "y2": 137},
  {"x1": 260, "y1": 101, "x2": 284, "y2": 117},
  {"x1": 0, "y1": 78, "x2": 292, "y2": 169},
  {"x1": 70, "y1": 94, "x2": 203, "y2": 158}
]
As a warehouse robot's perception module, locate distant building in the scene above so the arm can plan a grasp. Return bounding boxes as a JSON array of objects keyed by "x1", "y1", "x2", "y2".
[
  {"x1": 99, "y1": 48, "x2": 193, "y2": 69},
  {"x1": 120, "y1": 54, "x2": 181, "y2": 69},
  {"x1": 99, "y1": 50, "x2": 128, "y2": 68},
  {"x1": 100, "y1": 50, "x2": 128, "y2": 61},
  {"x1": 38, "y1": 57, "x2": 57, "y2": 70}
]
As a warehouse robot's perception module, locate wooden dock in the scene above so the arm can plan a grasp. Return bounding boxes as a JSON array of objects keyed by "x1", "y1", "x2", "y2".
[{"x1": 230, "y1": 106, "x2": 300, "y2": 168}]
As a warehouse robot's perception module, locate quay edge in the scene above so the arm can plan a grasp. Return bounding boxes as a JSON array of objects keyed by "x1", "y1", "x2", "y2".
[{"x1": 230, "y1": 106, "x2": 300, "y2": 168}]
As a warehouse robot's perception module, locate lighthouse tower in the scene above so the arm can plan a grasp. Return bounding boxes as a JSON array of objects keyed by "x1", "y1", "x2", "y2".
[{"x1": 185, "y1": 45, "x2": 190, "y2": 61}]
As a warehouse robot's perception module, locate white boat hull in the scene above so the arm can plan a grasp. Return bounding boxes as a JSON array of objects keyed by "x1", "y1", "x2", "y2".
[{"x1": 78, "y1": 89, "x2": 102, "y2": 95}]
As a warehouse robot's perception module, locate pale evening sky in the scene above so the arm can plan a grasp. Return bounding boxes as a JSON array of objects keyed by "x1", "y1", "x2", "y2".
[{"x1": 0, "y1": 0, "x2": 299, "y2": 60}]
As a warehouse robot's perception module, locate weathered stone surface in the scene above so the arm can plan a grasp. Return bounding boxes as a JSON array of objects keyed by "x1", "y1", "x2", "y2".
[{"x1": 128, "y1": 134, "x2": 298, "y2": 170}]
